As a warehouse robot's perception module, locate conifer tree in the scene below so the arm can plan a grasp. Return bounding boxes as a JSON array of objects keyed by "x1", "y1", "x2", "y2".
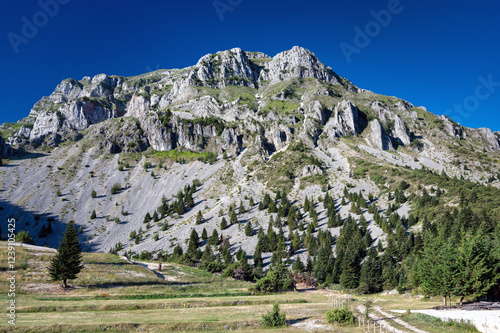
[
  {"x1": 245, "y1": 220, "x2": 253, "y2": 237},
  {"x1": 48, "y1": 221, "x2": 84, "y2": 288},
  {"x1": 196, "y1": 211, "x2": 204, "y2": 225},
  {"x1": 220, "y1": 217, "x2": 228, "y2": 230}
]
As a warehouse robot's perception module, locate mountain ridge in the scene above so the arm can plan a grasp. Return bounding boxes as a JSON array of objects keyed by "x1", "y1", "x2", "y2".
[{"x1": 0, "y1": 46, "x2": 499, "y2": 265}]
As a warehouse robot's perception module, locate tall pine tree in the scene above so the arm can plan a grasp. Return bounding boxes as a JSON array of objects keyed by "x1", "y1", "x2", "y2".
[{"x1": 48, "y1": 221, "x2": 84, "y2": 288}]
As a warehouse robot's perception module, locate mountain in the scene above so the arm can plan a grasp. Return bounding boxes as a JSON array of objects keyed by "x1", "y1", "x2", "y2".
[{"x1": 1, "y1": 46, "x2": 499, "y2": 275}]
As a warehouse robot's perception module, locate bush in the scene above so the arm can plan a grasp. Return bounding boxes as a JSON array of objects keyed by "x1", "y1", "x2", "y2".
[
  {"x1": 110, "y1": 183, "x2": 121, "y2": 195},
  {"x1": 326, "y1": 306, "x2": 356, "y2": 326},
  {"x1": 15, "y1": 230, "x2": 34, "y2": 244},
  {"x1": 262, "y1": 302, "x2": 287, "y2": 327}
]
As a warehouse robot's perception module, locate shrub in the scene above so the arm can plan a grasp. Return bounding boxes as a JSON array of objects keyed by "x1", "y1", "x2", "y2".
[
  {"x1": 262, "y1": 302, "x2": 287, "y2": 327},
  {"x1": 325, "y1": 306, "x2": 356, "y2": 325},
  {"x1": 111, "y1": 183, "x2": 121, "y2": 195},
  {"x1": 15, "y1": 230, "x2": 34, "y2": 244}
]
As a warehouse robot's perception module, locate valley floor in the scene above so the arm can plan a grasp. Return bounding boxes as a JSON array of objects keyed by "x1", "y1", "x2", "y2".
[{"x1": 0, "y1": 242, "x2": 490, "y2": 333}]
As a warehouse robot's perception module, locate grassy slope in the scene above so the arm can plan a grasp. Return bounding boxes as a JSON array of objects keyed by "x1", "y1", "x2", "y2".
[{"x1": 0, "y1": 243, "x2": 480, "y2": 333}]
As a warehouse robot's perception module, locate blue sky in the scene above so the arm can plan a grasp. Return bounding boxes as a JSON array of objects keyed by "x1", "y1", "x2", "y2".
[{"x1": 1, "y1": 0, "x2": 500, "y2": 131}]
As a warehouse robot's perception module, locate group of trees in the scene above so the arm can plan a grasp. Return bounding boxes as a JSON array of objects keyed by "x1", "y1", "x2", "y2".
[{"x1": 45, "y1": 168, "x2": 499, "y2": 306}]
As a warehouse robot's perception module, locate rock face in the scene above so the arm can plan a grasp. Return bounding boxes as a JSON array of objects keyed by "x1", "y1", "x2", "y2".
[
  {"x1": 30, "y1": 100, "x2": 121, "y2": 144},
  {"x1": 393, "y1": 115, "x2": 411, "y2": 146},
  {"x1": 0, "y1": 137, "x2": 13, "y2": 157},
  {"x1": 188, "y1": 48, "x2": 260, "y2": 89},
  {"x1": 126, "y1": 94, "x2": 150, "y2": 118},
  {"x1": 477, "y1": 127, "x2": 500, "y2": 150},
  {"x1": 265, "y1": 126, "x2": 291, "y2": 151},
  {"x1": 368, "y1": 119, "x2": 393, "y2": 151},
  {"x1": 440, "y1": 115, "x2": 464, "y2": 140},
  {"x1": 323, "y1": 100, "x2": 359, "y2": 138},
  {"x1": 302, "y1": 165, "x2": 323, "y2": 177},
  {"x1": 260, "y1": 46, "x2": 340, "y2": 85},
  {"x1": 7, "y1": 126, "x2": 31, "y2": 146}
]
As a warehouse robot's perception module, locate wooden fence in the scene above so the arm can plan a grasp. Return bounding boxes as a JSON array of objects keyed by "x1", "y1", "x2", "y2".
[{"x1": 328, "y1": 294, "x2": 398, "y2": 333}]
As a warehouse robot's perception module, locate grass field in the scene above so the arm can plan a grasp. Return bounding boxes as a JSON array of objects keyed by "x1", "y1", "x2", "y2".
[{"x1": 0, "y1": 243, "x2": 480, "y2": 332}]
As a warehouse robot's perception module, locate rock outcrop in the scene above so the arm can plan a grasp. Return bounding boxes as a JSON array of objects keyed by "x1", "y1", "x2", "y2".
[
  {"x1": 7, "y1": 126, "x2": 31, "y2": 146},
  {"x1": 367, "y1": 119, "x2": 393, "y2": 151},
  {"x1": 440, "y1": 115, "x2": 464, "y2": 140},
  {"x1": 302, "y1": 165, "x2": 323, "y2": 177},
  {"x1": 126, "y1": 94, "x2": 151, "y2": 118},
  {"x1": 477, "y1": 127, "x2": 500, "y2": 150},
  {"x1": 30, "y1": 99, "x2": 122, "y2": 144},
  {"x1": 265, "y1": 126, "x2": 291, "y2": 151},
  {"x1": 393, "y1": 115, "x2": 411, "y2": 146},
  {"x1": 0, "y1": 137, "x2": 13, "y2": 157},
  {"x1": 323, "y1": 100, "x2": 359, "y2": 138},
  {"x1": 260, "y1": 46, "x2": 340, "y2": 85},
  {"x1": 188, "y1": 48, "x2": 260, "y2": 89}
]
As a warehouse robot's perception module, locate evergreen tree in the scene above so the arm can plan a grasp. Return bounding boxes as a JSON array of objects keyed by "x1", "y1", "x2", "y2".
[
  {"x1": 292, "y1": 256, "x2": 305, "y2": 272},
  {"x1": 358, "y1": 255, "x2": 383, "y2": 294},
  {"x1": 220, "y1": 217, "x2": 228, "y2": 230},
  {"x1": 90, "y1": 210, "x2": 96, "y2": 220},
  {"x1": 230, "y1": 209, "x2": 238, "y2": 225},
  {"x1": 196, "y1": 211, "x2": 204, "y2": 225},
  {"x1": 245, "y1": 220, "x2": 253, "y2": 237},
  {"x1": 48, "y1": 221, "x2": 84, "y2": 288},
  {"x1": 187, "y1": 229, "x2": 200, "y2": 255},
  {"x1": 377, "y1": 240, "x2": 384, "y2": 252},
  {"x1": 201, "y1": 227, "x2": 208, "y2": 240}
]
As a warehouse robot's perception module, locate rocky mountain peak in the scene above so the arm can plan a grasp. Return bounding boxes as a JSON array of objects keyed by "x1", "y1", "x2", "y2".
[
  {"x1": 188, "y1": 47, "x2": 260, "y2": 89},
  {"x1": 260, "y1": 46, "x2": 341, "y2": 85}
]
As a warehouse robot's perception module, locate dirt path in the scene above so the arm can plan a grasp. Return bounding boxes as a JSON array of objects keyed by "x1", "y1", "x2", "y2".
[
  {"x1": 357, "y1": 305, "x2": 429, "y2": 333},
  {"x1": 120, "y1": 256, "x2": 169, "y2": 280},
  {"x1": 374, "y1": 306, "x2": 428, "y2": 333},
  {"x1": 13, "y1": 242, "x2": 57, "y2": 253}
]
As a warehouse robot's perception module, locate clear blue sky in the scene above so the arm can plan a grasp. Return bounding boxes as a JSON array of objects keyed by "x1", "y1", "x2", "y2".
[{"x1": 1, "y1": 0, "x2": 500, "y2": 131}]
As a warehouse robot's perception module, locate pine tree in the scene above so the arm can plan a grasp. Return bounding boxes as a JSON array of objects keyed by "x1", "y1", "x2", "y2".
[
  {"x1": 48, "y1": 221, "x2": 84, "y2": 288},
  {"x1": 196, "y1": 211, "x2": 204, "y2": 225},
  {"x1": 230, "y1": 209, "x2": 238, "y2": 225},
  {"x1": 209, "y1": 228, "x2": 219, "y2": 246},
  {"x1": 220, "y1": 217, "x2": 228, "y2": 230},
  {"x1": 201, "y1": 227, "x2": 208, "y2": 240},
  {"x1": 292, "y1": 256, "x2": 305, "y2": 272},
  {"x1": 90, "y1": 210, "x2": 96, "y2": 220},
  {"x1": 245, "y1": 220, "x2": 253, "y2": 237},
  {"x1": 91, "y1": 189, "x2": 97, "y2": 198},
  {"x1": 187, "y1": 229, "x2": 199, "y2": 255}
]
